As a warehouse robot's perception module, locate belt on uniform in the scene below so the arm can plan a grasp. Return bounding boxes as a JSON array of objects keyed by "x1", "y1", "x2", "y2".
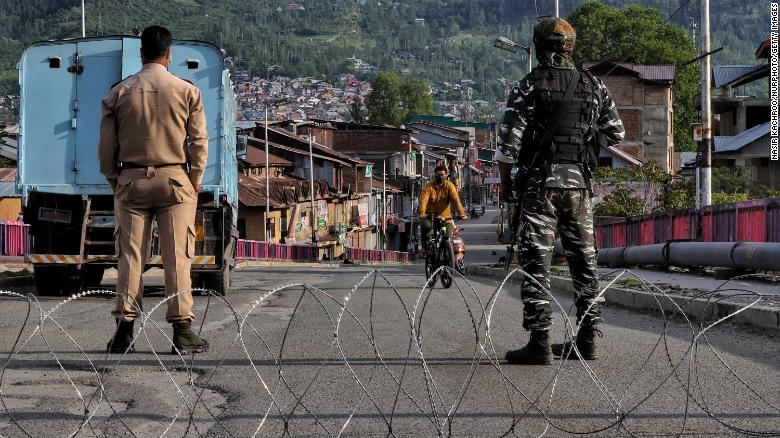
[{"x1": 119, "y1": 163, "x2": 187, "y2": 171}]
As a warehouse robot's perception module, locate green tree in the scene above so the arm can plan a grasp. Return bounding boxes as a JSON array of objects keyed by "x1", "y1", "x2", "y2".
[
  {"x1": 366, "y1": 73, "x2": 435, "y2": 126},
  {"x1": 365, "y1": 72, "x2": 404, "y2": 125},
  {"x1": 349, "y1": 97, "x2": 368, "y2": 123},
  {"x1": 594, "y1": 186, "x2": 646, "y2": 217},
  {"x1": 400, "y1": 78, "x2": 434, "y2": 119},
  {"x1": 595, "y1": 162, "x2": 695, "y2": 216},
  {"x1": 712, "y1": 167, "x2": 780, "y2": 201},
  {"x1": 568, "y1": 1, "x2": 699, "y2": 152}
]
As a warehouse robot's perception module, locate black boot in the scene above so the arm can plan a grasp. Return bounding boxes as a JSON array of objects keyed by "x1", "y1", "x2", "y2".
[
  {"x1": 171, "y1": 320, "x2": 209, "y2": 354},
  {"x1": 106, "y1": 319, "x2": 135, "y2": 354},
  {"x1": 505, "y1": 330, "x2": 552, "y2": 365},
  {"x1": 552, "y1": 326, "x2": 603, "y2": 360}
]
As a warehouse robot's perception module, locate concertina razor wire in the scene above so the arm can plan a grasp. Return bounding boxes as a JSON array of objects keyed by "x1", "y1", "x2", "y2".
[{"x1": 0, "y1": 267, "x2": 778, "y2": 437}]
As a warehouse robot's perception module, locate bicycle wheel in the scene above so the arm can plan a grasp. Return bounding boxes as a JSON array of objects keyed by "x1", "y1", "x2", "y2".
[
  {"x1": 455, "y1": 257, "x2": 465, "y2": 274},
  {"x1": 424, "y1": 250, "x2": 437, "y2": 284},
  {"x1": 439, "y1": 241, "x2": 455, "y2": 289}
]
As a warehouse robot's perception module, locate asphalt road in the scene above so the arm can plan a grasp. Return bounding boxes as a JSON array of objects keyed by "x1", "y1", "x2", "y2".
[
  {"x1": 1, "y1": 260, "x2": 779, "y2": 437},
  {"x1": 456, "y1": 207, "x2": 505, "y2": 266}
]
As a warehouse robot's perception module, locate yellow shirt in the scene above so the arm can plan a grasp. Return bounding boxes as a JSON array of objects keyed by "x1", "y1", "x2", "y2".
[
  {"x1": 419, "y1": 180, "x2": 465, "y2": 219},
  {"x1": 98, "y1": 63, "x2": 209, "y2": 186}
]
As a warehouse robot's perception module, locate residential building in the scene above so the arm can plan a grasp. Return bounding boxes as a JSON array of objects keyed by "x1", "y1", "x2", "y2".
[
  {"x1": 584, "y1": 61, "x2": 676, "y2": 173},
  {"x1": 713, "y1": 122, "x2": 777, "y2": 189},
  {"x1": 710, "y1": 38, "x2": 774, "y2": 189}
]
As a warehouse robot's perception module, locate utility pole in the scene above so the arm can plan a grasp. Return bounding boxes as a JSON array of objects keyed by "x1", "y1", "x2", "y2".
[
  {"x1": 555, "y1": 0, "x2": 559, "y2": 18},
  {"x1": 410, "y1": 179, "x2": 415, "y2": 254},
  {"x1": 467, "y1": 154, "x2": 472, "y2": 208},
  {"x1": 382, "y1": 160, "x2": 386, "y2": 260},
  {"x1": 264, "y1": 107, "x2": 271, "y2": 242},
  {"x1": 81, "y1": 0, "x2": 86, "y2": 37},
  {"x1": 308, "y1": 133, "x2": 317, "y2": 245},
  {"x1": 700, "y1": 0, "x2": 712, "y2": 206}
]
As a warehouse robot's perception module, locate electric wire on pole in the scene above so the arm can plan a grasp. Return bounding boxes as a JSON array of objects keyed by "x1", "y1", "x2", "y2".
[
  {"x1": 700, "y1": 0, "x2": 712, "y2": 206},
  {"x1": 264, "y1": 106, "x2": 270, "y2": 242},
  {"x1": 308, "y1": 133, "x2": 317, "y2": 245}
]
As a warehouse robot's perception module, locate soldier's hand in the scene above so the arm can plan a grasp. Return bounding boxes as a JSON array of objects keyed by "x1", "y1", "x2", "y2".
[
  {"x1": 501, "y1": 185, "x2": 517, "y2": 202},
  {"x1": 459, "y1": 215, "x2": 469, "y2": 220}
]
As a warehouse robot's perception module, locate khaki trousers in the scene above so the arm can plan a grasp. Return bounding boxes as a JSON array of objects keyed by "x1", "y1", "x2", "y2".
[{"x1": 112, "y1": 166, "x2": 197, "y2": 322}]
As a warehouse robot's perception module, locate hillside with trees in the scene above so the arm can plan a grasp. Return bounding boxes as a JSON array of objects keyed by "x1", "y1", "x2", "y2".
[{"x1": 0, "y1": 0, "x2": 768, "y2": 103}]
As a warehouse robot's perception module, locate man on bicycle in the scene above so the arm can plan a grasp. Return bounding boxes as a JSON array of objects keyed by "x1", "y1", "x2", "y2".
[{"x1": 418, "y1": 165, "x2": 468, "y2": 256}]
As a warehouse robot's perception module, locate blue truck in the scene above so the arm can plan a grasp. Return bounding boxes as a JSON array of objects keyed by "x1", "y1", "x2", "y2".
[{"x1": 17, "y1": 36, "x2": 238, "y2": 295}]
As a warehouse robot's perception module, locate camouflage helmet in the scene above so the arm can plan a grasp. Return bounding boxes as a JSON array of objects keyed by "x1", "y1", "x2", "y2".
[{"x1": 533, "y1": 17, "x2": 577, "y2": 53}]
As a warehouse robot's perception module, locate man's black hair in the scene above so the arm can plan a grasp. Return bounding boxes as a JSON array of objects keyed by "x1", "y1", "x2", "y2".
[
  {"x1": 434, "y1": 165, "x2": 448, "y2": 173},
  {"x1": 141, "y1": 26, "x2": 172, "y2": 60}
]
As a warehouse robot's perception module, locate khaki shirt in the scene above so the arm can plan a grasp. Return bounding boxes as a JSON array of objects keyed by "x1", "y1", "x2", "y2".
[
  {"x1": 98, "y1": 63, "x2": 208, "y2": 186},
  {"x1": 418, "y1": 180, "x2": 465, "y2": 219}
]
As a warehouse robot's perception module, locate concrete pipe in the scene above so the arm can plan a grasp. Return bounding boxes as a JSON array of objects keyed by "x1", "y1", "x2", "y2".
[
  {"x1": 731, "y1": 242, "x2": 780, "y2": 271},
  {"x1": 622, "y1": 244, "x2": 666, "y2": 266},
  {"x1": 666, "y1": 242, "x2": 741, "y2": 268},
  {"x1": 592, "y1": 241, "x2": 780, "y2": 272}
]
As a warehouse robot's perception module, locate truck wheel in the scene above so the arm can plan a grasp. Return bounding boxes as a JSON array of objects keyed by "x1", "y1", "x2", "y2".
[
  {"x1": 34, "y1": 266, "x2": 64, "y2": 296},
  {"x1": 202, "y1": 266, "x2": 233, "y2": 296},
  {"x1": 82, "y1": 266, "x2": 106, "y2": 289},
  {"x1": 61, "y1": 268, "x2": 85, "y2": 296},
  {"x1": 190, "y1": 272, "x2": 204, "y2": 295}
]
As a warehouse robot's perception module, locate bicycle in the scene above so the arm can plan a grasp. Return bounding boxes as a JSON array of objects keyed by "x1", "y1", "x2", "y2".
[{"x1": 423, "y1": 214, "x2": 456, "y2": 288}]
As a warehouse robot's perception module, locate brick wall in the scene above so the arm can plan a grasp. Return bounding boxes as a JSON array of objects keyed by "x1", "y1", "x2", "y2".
[
  {"x1": 590, "y1": 71, "x2": 674, "y2": 172},
  {"x1": 619, "y1": 108, "x2": 642, "y2": 141},
  {"x1": 644, "y1": 86, "x2": 671, "y2": 106},
  {"x1": 599, "y1": 76, "x2": 641, "y2": 106},
  {"x1": 332, "y1": 130, "x2": 410, "y2": 153}
]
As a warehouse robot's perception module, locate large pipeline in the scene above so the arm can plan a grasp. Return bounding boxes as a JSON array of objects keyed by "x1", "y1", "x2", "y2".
[{"x1": 589, "y1": 241, "x2": 780, "y2": 271}]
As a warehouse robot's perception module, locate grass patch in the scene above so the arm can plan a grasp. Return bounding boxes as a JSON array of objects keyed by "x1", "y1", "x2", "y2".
[
  {"x1": 0, "y1": 269, "x2": 31, "y2": 278},
  {"x1": 614, "y1": 278, "x2": 644, "y2": 290}
]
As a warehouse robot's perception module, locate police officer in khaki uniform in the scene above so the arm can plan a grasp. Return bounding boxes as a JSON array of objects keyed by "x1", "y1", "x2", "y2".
[{"x1": 99, "y1": 26, "x2": 209, "y2": 354}]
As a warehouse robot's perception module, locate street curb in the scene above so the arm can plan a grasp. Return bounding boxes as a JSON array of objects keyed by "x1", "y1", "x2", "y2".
[
  {"x1": 0, "y1": 275, "x2": 34, "y2": 287},
  {"x1": 236, "y1": 260, "x2": 410, "y2": 269},
  {"x1": 465, "y1": 265, "x2": 780, "y2": 331},
  {"x1": 0, "y1": 256, "x2": 27, "y2": 264},
  {"x1": 237, "y1": 260, "x2": 344, "y2": 269}
]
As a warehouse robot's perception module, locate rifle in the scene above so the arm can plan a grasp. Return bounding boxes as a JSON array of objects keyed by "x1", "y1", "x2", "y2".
[
  {"x1": 502, "y1": 71, "x2": 582, "y2": 270},
  {"x1": 503, "y1": 163, "x2": 531, "y2": 270},
  {"x1": 504, "y1": 202, "x2": 523, "y2": 270}
]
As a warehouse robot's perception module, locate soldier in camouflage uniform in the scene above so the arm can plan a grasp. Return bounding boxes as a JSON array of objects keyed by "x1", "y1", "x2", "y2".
[{"x1": 495, "y1": 17, "x2": 625, "y2": 365}]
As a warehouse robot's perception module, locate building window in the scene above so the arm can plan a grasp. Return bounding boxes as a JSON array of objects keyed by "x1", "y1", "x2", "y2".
[
  {"x1": 237, "y1": 219, "x2": 246, "y2": 239},
  {"x1": 266, "y1": 217, "x2": 276, "y2": 240},
  {"x1": 598, "y1": 157, "x2": 614, "y2": 168}
]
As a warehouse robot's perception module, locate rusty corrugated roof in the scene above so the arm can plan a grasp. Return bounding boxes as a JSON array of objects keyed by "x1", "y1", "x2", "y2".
[
  {"x1": 371, "y1": 177, "x2": 403, "y2": 193},
  {"x1": 238, "y1": 174, "x2": 331, "y2": 207},
  {"x1": 584, "y1": 62, "x2": 675, "y2": 83},
  {"x1": 264, "y1": 126, "x2": 361, "y2": 164},
  {"x1": 243, "y1": 145, "x2": 293, "y2": 166},
  {"x1": 0, "y1": 168, "x2": 15, "y2": 182},
  {"x1": 756, "y1": 35, "x2": 779, "y2": 58}
]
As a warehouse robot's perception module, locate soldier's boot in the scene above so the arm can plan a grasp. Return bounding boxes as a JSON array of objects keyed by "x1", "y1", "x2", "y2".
[
  {"x1": 171, "y1": 320, "x2": 209, "y2": 355},
  {"x1": 505, "y1": 330, "x2": 552, "y2": 365},
  {"x1": 106, "y1": 319, "x2": 135, "y2": 354},
  {"x1": 552, "y1": 326, "x2": 602, "y2": 360}
]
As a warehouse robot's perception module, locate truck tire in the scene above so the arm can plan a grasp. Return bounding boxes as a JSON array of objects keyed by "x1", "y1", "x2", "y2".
[
  {"x1": 190, "y1": 272, "x2": 204, "y2": 295},
  {"x1": 82, "y1": 266, "x2": 106, "y2": 289},
  {"x1": 34, "y1": 266, "x2": 65, "y2": 296},
  {"x1": 61, "y1": 267, "x2": 85, "y2": 296},
  {"x1": 202, "y1": 266, "x2": 233, "y2": 296}
]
